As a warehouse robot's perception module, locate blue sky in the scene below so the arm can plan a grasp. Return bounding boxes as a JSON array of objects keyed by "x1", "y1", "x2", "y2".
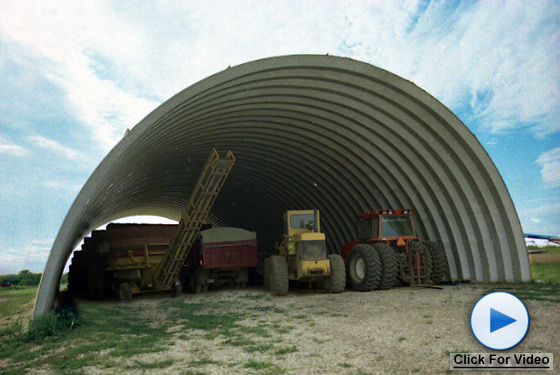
[{"x1": 0, "y1": 1, "x2": 558, "y2": 274}]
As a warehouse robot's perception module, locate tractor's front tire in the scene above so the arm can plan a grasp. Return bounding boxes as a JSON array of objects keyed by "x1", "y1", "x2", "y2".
[
  {"x1": 263, "y1": 257, "x2": 271, "y2": 290},
  {"x1": 118, "y1": 282, "x2": 133, "y2": 302},
  {"x1": 346, "y1": 244, "x2": 381, "y2": 291},
  {"x1": 325, "y1": 254, "x2": 346, "y2": 293},
  {"x1": 422, "y1": 241, "x2": 450, "y2": 283},
  {"x1": 372, "y1": 243, "x2": 398, "y2": 290},
  {"x1": 270, "y1": 255, "x2": 289, "y2": 296}
]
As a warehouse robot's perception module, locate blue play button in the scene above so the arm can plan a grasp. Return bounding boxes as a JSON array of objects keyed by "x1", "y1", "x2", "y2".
[
  {"x1": 490, "y1": 308, "x2": 517, "y2": 332},
  {"x1": 471, "y1": 292, "x2": 529, "y2": 350}
]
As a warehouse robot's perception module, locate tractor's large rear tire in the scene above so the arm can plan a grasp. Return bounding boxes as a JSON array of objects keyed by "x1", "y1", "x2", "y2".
[
  {"x1": 372, "y1": 243, "x2": 398, "y2": 290},
  {"x1": 270, "y1": 255, "x2": 289, "y2": 296},
  {"x1": 394, "y1": 252, "x2": 408, "y2": 286},
  {"x1": 263, "y1": 257, "x2": 271, "y2": 290},
  {"x1": 325, "y1": 254, "x2": 346, "y2": 293},
  {"x1": 422, "y1": 241, "x2": 450, "y2": 283},
  {"x1": 346, "y1": 244, "x2": 381, "y2": 291}
]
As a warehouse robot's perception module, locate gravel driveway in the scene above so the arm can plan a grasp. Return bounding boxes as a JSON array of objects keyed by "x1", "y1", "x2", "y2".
[{"x1": 109, "y1": 283, "x2": 558, "y2": 375}]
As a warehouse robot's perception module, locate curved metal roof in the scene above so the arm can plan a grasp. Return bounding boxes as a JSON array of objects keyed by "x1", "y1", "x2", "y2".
[{"x1": 34, "y1": 55, "x2": 530, "y2": 317}]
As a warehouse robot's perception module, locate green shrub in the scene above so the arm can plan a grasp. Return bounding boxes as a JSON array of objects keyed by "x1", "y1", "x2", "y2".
[
  {"x1": 0, "y1": 270, "x2": 42, "y2": 286},
  {"x1": 26, "y1": 302, "x2": 79, "y2": 341}
]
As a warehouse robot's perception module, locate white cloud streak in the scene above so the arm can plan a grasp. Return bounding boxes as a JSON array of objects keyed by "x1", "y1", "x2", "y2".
[
  {"x1": 0, "y1": 243, "x2": 51, "y2": 274},
  {"x1": 537, "y1": 147, "x2": 560, "y2": 188},
  {"x1": 0, "y1": 135, "x2": 28, "y2": 156},
  {"x1": 519, "y1": 202, "x2": 560, "y2": 216},
  {"x1": 517, "y1": 202, "x2": 560, "y2": 235},
  {"x1": 28, "y1": 135, "x2": 87, "y2": 161}
]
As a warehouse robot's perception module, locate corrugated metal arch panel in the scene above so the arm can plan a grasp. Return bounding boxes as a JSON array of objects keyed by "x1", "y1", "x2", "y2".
[{"x1": 34, "y1": 55, "x2": 529, "y2": 317}]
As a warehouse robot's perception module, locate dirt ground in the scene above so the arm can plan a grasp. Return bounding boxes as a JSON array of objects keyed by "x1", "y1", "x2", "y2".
[{"x1": 79, "y1": 283, "x2": 559, "y2": 375}]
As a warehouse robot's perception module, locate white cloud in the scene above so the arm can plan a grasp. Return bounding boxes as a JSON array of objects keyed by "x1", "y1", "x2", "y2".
[
  {"x1": 517, "y1": 202, "x2": 560, "y2": 235},
  {"x1": 519, "y1": 202, "x2": 560, "y2": 216},
  {"x1": 343, "y1": 1, "x2": 560, "y2": 136},
  {"x1": 28, "y1": 135, "x2": 87, "y2": 161},
  {"x1": 42, "y1": 180, "x2": 83, "y2": 193},
  {"x1": 0, "y1": 0, "x2": 557, "y2": 154},
  {"x1": 0, "y1": 242, "x2": 52, "y2": 274},
  {"x1": 0, "y1": 1, "x2": 161, "y2": 151},
  {"x1": 0, "y1": 135, "x2": 28, "y2": 156},
  {"x1": 536, "y1": 147, "x2": 560, "y2": 188}
]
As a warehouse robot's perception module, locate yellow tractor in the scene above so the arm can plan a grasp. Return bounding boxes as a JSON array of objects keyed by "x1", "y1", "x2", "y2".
[{"x1": 263, "y1": 208, "x2": 345, "y2": 295}]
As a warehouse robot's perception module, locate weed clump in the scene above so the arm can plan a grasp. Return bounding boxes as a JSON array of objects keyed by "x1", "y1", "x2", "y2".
[{"x1": 27, "y1": 300, "x2": 79, "y2": 341}]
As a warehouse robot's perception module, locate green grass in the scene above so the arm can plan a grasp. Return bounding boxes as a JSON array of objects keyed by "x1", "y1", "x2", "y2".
[
  {"x1": 531, "y1": 263, "x2": 560, "y2": 284},
  {"x1": 182, "y1": 370, "x2": 206, "y2": 375},
  {"x1": 0, "y1": 290, "x2": 305, "y2": 374},
  {"x1": 0, "y1": 286, "x2": 37, "y2": 319},
  {"x1": 473, "y1": 246, "x2": 560, "y2": 302},
  {"x1": 246, "y1": 343, "x2": 274, "y2": 353},
  {"x1": 290, "y1": 314, "x2": 308, "y2": 320},
  {"x1": 188, "y1": 358, "x2": 221, "y2": 366},
  {"x1": 163, "y1": 299, "x2": 242, "y2": 333},
  {"x1": 221, "y1": 335, "x2": 276, "y2": 353},
  {"x1": 275, "y1": 345, "x2": 297, "y2": 355},
  {"x1": 243, "y1": 324, "x2": 271, "y2": 337},
  {"x1": 0, "y1": 302, "x2": 173, "y2": 374},
  {"x1": 125, "y1": 358, "x2": 175, "y2": 370},
  {"x1": 529, "y1": 248, "x2": 560, "y2": 284},
  {"x1": 483, "y1": 282, "x2": 560, "y2": 303},
  {"x1": 244, "y1": 359, "x2": 273, "y2": 370},
  {"x1": 239, "y1": 293, "x2": 269, "y2": 300},
  {"x1": 527, "y1": 245, "x2": 560, "y2": 254}
]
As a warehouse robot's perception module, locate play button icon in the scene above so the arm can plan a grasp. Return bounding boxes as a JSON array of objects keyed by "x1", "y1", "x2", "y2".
[
  {"x1": 471, "y1": 292, "x2": 529, "y2": 350},
  {"x1": 490, "y1": 308, "x2": 516, "y2": 332}
]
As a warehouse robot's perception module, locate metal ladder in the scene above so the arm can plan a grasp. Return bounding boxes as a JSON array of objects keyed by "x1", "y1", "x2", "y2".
[{"x1": 153, "y1": 149, "x2": 235, "y2": 290}]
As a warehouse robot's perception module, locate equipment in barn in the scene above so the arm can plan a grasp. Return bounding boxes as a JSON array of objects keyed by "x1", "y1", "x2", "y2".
[
  {"x1": 341, "y1": 209, "x2": 450, "y2": 291},
  {"x1": 67, "y1": 223, "x2": 176, "y2": 299},
  {"x1": 182, "y1": 227, "x2": 258, "y2": 293},
  {"x1": 68, "y1": 149, "x2": 235, "y2": 301},
  {"x1": 150, "y1": 149, "x2": 235, "y2": 293},
  {"x1": 263, "y1": 208, "x2": 345, "y2": 295}
]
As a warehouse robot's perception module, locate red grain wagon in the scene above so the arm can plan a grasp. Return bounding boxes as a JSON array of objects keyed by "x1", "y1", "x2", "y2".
[{"x1": 182, "y1": 227, "x2": 258, "y2": 293}]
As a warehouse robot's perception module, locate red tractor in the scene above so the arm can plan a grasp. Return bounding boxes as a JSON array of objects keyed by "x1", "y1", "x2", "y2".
[{"x1": 341, "y1": 209, "x2": 450, "y2": 291}]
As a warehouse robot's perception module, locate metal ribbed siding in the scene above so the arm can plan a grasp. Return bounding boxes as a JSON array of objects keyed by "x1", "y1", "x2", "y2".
[{"x1": 34, "y1": 55, "x2": 530, "y2": 317}]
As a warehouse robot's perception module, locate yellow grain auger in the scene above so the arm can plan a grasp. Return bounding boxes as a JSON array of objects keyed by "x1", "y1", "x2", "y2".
[{"x1": 114, "y1": 149, "x2": 235, "y2": 301}]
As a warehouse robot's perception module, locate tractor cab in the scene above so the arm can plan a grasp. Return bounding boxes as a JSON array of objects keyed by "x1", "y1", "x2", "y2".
[
  {"x1": 357, "y1": 209, "x2": 418, "y2": 244},
  {"x1": 280, "y1": 209, "x2": 328, "y2": 275}
]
